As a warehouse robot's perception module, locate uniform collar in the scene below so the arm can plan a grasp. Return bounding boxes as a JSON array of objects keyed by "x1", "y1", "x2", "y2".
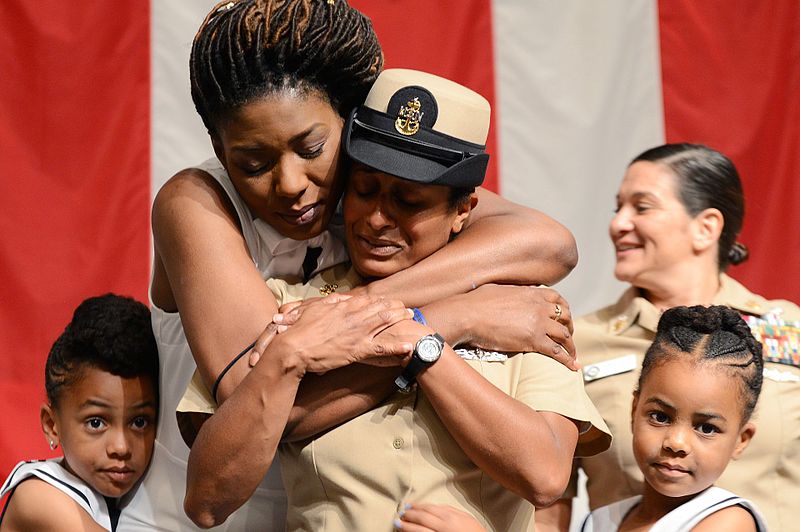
[
  {"x1": 606, "y1": 287, "x2": 660, "y2": 335},
  {"x1": 714, "y1": 273, "x2": 771, "y2": 317},
  {"x1": 607, "y1": 273, "x2": 770, "y2": 336}
]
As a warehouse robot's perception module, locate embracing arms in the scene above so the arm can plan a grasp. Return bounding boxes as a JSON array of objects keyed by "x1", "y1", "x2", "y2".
[
  {"x1": 153, "y1": 171, "x2": 575, "y2": 401},
  {"x1": 151, "y1": 169, "x2": 281, "y2": 403},
  {"x1": 184, "y1": 296, "x2": 413, "y2": 528},
  {"x1": 410, "y1": 327, "x2": 581, "y2": 506},
  {"x1": 283, "y1": 284, "x2": 577, "y2": 442}
]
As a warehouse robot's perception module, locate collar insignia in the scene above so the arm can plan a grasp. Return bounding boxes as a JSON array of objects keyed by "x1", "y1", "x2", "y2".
[{"x1": 319, "y1": 283, "x2": 338, "y2": 297}]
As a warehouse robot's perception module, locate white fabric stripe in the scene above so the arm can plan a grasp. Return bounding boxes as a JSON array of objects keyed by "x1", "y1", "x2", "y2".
[
  {"x1": 151, "y1": 0, "x2": 219, "y2": 200},
  {"x1": 493, "y1": 0, "x2": 666, "y2": 316}
]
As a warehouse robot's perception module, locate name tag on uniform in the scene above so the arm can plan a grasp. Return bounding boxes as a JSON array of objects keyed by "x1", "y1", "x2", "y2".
[
  {"x1": 583, "y1": 354, "x2": 638, "y2": 382},
  {"x1": 763, "y1": 367, "x2": 800, "y2": 383}
]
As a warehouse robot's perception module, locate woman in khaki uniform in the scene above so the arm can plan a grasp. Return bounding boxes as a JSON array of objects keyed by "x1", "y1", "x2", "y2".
[
  {"x1": 183, "y1": 69, "x2": 612, "y2": 532},
  {"x1": 537, "y1": 143, "x2": 800, "y2": 532}
]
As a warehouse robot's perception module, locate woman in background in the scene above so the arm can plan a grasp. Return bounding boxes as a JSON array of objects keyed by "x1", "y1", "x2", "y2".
[{"x1": 537, "y1": 143, "x2": 800, "y2": 532}]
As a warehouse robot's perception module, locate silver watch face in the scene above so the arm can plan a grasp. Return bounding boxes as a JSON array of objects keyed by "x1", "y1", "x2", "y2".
[{"x1": 416, "y1": 336, "x2": 443, "y2": 363}]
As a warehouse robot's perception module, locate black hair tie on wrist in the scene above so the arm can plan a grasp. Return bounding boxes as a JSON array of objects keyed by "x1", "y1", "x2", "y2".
[{"x1": 211, "y1": 340, "x2": 256, "y2": 404}]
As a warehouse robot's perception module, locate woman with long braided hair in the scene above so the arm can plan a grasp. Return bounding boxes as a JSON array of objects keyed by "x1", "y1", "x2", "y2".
[{"x1": 129, "y1": 1, "x2": 580, "y2": 530}]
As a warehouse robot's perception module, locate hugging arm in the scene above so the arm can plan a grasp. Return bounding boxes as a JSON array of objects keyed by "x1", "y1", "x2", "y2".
[
  {"x1": 282, "y1": 283, "x2": 577, "y2": 442},
  {"x1": 151, "y1": 169, "x2": 281, "y2": 403},
  {"x1": 286, "y1": 319, "x2": 580, "y2": 506},
  {"x1": 184, "y1": 296, "x2": 413, "y2": 528},
  {"x1": 359, "y1": 188, "x2": 578, "y2": 306},
  {"x1": 414, "y1": 336, "x2": 580, "y2": 506}
]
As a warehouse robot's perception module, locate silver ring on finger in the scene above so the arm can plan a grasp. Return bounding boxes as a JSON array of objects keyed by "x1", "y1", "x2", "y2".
[{"x1": 554, "y1": 303, "x2": 562, "y2": 320}]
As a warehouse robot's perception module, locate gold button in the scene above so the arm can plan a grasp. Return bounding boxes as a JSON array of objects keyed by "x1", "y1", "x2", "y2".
[
  {"x1": 392, "y1": 437, "x2": 404, "y2": 449},
  {"x1": 612, "y1": 316, "x2": 627, "y2": 333}
]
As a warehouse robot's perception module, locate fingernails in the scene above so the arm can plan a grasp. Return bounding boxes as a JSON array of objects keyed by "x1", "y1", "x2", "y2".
[
  {"x1": 393, "y1": 518, "x2": 403, "y2": 529},
  {"x1": 273, "y1": 313, "x2": 284, "y2": 324}
]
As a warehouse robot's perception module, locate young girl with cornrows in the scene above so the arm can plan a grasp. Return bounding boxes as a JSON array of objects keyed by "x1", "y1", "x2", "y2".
[{"x1": 582, "y1": 305, "x2": 767, "y2": 531}]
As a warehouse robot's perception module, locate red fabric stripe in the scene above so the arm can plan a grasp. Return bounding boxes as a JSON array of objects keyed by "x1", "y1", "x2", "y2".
[
  {"x1": 349, "y1": 1, "x2": 498, "y2": 192},
  {"x1": 659, "y1": 0, "x2": 800, "y2": 303},
  {"x1": 0, "y1": 0, "x2": 150, "y2": 483}
]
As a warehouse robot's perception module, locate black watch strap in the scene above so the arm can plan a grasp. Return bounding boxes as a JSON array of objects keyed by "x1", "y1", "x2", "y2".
[
  {"x1": 395, "y1": 356, "x2": 426, "y2": 390},
  {"x1": 395, "y1": 333, "x2": 444, "y2": 390}
]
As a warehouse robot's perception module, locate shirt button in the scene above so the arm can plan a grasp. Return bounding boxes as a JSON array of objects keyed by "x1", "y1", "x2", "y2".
[{"x1": 392, "y1": 437, "x2": 404, "y2": 449}]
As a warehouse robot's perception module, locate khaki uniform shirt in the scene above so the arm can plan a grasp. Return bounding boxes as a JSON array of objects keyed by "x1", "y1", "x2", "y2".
[
  {"x1": 270, "y1": 265, "x2": 612, "y2": 532},
  {"x1": 574, "y1": 274, "x2": 800, "y2": 531}
]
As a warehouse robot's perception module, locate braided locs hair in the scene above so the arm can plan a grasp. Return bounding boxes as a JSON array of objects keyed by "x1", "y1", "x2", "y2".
[
  {"x1": 638, "y1": 305, "x2": 763, "y2": 423},
  {"x1": 191, "y1": 0, "x2": 383, "y2": 134}
]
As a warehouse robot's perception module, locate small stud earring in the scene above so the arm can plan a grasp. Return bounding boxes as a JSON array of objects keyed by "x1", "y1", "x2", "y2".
[{"x1": 49, "y1": 440, "x2": 57, "y2": 450}]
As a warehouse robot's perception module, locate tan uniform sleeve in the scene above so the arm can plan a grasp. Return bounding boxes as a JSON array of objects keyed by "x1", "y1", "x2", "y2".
[{"x1": 515, "y1": 354, "x2": 612, "y2": 457}]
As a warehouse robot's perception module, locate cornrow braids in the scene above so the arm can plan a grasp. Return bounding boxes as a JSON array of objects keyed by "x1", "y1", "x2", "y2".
[
  {"x1": 638, "y1": 305, "x2": 763, "y2": 423},
  {"x1": 45, "y1": 294, "x2": 159, "y2": 408},
  {"x1": 191, "y1": 0, "x2": 383, "y2": 133}
]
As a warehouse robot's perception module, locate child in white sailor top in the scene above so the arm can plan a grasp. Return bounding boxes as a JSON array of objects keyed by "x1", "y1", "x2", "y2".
[
  {"x1": 0, "y1": 294, "x2": 158, "y2": 532},
  {"x1": 581, "y1": 305, "x2": 768, "y2": 532}
]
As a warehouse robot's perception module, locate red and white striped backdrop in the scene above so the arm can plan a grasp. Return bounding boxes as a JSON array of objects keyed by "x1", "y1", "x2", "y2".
[{"x1": 2, "y1": 0, "x2": 798, "y2": 489}]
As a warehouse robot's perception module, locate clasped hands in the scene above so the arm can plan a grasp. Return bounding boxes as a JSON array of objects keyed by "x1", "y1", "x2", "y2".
[{"x1": 246, "y1": 285, "x2": 578, "y2": 372}]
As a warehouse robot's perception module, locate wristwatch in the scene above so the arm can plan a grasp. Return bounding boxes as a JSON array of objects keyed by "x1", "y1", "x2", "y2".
[{"x1": 395, "y1": 333, "x2": 445, "y2": 390}]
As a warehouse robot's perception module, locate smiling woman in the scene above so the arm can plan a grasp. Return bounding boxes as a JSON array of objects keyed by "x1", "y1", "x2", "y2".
[
  {"x1": 538, "y1": 144, "x2": 800, "y2": 532},
  {"x1": 611, "y1": 161, "x2": 700, "y2": 292}
]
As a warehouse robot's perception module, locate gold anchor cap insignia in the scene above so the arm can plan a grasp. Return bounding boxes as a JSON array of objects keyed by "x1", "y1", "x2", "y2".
[{"x1": 395, "y1": 97, "x2": 424, "y2": 136}]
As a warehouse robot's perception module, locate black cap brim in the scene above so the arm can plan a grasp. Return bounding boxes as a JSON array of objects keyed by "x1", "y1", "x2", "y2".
[{"x1": 344, "y1": 107, "x2": 488, "y2": 188}]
